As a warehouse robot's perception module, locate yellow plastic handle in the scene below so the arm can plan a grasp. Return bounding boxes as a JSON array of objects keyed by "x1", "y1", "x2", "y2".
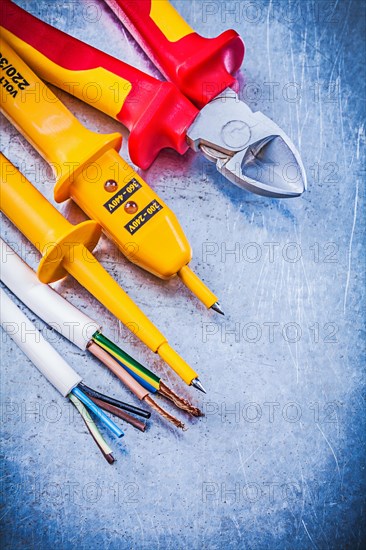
[
  {"x1": 0, "y1": 25, "x2": 132, "y2": 120},
  {"x1": 0, "y1": 153, "x2": 199, "y2": 385},
  {"x1": 0, "y1": 153, "x2": 70, "y2": 248},
  {"x1": 148, "y1": 0, "x2": 194, "y2": 41},
  {"x1": 0, "y1": 38, "x2": 121, "y2": 200},
  {"x1": 0, "y1": 37, "x2": 218, "y2": 311},
  {"x1": 0, "y1": 153, "x2": 102, "y2": 282}
]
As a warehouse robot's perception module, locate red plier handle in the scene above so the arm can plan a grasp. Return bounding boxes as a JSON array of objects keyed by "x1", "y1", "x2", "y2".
[
  {"x1": 105, "y1": 0, "x2": 244, "y2": 108},
  {"x1": 0, "y1": 0, "x2": 198, "y2": 169}
]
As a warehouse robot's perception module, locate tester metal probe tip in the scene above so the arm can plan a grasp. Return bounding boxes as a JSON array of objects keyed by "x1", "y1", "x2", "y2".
[
  {"x1": 186, "y1": 88, "x2": 307, "y2": 198},
  {"x1": 211, "y1": 302, "x2": 225, "y2": 316},
  {"x1": 178, "y1": 265, "x2": 220, "y2": 312},
  {"x1": 0, "y1": 149, "x2": 201, "y2": 389},
  {"x1": 191, "y1": 378, "x2": 206, "y2": 394}
]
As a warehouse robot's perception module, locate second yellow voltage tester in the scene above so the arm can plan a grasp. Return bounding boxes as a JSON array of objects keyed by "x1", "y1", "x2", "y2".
[{"x1": 0, "y1": 38, "x2": 223, "y2": 315}]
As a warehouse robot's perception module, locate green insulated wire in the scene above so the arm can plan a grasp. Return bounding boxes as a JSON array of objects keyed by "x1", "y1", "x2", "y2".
[{"x1": 92, "y1": 332, "x2": 161, "y2": 391}]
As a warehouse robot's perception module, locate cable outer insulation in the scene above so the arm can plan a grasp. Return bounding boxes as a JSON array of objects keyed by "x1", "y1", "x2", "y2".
[
  {"x1": 0, "y1": 239, "x2": 100, "y2": 350},
  {"x1": 0, "y1": 288, "x2": 81, "y2": 396}
]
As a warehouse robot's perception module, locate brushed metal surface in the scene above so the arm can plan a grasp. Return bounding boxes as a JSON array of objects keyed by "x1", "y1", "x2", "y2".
[{"x1": 1, "y1": 1, "x2": 365, "y2": 547}]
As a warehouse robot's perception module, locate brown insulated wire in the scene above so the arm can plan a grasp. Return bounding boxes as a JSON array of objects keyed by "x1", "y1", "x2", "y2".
[
  {"x1": 90, "y1": 396, "x2": 147, "y2": 432},
  {"x1": 88, "y1": 342, "x2": 185, "y2": 430}
]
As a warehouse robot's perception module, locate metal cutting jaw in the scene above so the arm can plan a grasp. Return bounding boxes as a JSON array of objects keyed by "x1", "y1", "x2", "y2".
[
  {"x1": 0, "y1": 2, "x2": 306, "y2": 199},
  {"x1": 186, "y1": 88, "x2": 307, "y2": 198}
]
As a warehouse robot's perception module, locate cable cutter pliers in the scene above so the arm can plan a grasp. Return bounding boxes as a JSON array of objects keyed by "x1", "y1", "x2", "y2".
[{"x1": 0, "y1": 0, "x2": 306, "y2": 198}]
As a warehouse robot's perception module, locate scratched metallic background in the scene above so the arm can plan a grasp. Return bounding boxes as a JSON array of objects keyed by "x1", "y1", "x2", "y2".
[{"x1": 0, "y1": 0, "x2": 365, "y2": 548}]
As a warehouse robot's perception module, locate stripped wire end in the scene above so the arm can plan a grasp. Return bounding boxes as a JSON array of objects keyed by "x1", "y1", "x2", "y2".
[
  {"x1": 144, "y1": 395, "x2": 186, "y2": 430},
  {"x1": 90, "y1": 334, "x2": 203, "y2": 417},
  {"x1": 159, "y1": 382, "x2": 204, "y2": 417},
  {"x1": 88, "y1": 339, "x2": 184, "y2": 428},
  {"x1": 91, "y1": 436, "x2": 115, "y2": 465}
]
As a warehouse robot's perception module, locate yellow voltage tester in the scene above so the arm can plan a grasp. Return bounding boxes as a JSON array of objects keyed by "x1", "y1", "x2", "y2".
[
  {"x1": 0, "y1": 38, "x2": 223, "y2": 315},
  {"x1": 0, "y1": 153, "x2": 205, "y2": 392}
]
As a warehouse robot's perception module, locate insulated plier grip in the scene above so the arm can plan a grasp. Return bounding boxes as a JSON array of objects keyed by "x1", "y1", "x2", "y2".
[
  {"x1": 0, "y1": 37, "x2": 122, "y2": 202},
  {"x1": 0, "y1": 0, "x2": 198, "y2": 169},
  {"x1": 105, "y1": 0, "x2": 244, "y2": 107},
  {"x1": 0, "y1": 37, "x2": 223, "y2": 312}
]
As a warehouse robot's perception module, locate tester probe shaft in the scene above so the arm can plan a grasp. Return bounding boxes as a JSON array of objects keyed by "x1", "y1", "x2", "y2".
[
  {"x1": 0, "y1": 34, "x2": 221, "y2": 313},
  {"x1": 0, "y1": 154, "x2": 205, "y2": 391}
]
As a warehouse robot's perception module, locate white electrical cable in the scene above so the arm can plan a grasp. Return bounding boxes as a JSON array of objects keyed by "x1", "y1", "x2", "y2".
[
  {"x1": 0, "y1": 239, "x2": 100, "y2": 350},
  {"x1": 0, "y1": 288, "x2": 82, "y2": 396}
]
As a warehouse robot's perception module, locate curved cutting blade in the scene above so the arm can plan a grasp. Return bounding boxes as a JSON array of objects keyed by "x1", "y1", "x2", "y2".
[
  {"x1": 187, "y1": 89, "x2": 307, "y2": 198},
  {"x1": 222, "y1": 134, "x2": 306, "y2": 198}
]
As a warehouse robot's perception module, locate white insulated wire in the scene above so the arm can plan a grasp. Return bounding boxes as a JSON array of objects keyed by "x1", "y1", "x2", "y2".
[
  {"x1": 0, "y1": 239, "x2": 101, "y2": 350},
  {"x1": 0, "y1": 288, "x2": 82, "y2": 396}
]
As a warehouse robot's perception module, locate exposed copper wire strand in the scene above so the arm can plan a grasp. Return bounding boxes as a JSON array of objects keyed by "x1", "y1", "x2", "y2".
[
  {"x1": 159, "y1": 382, "x2": 204, "y2": 417},
  {"x1": 90, "y1": 341, "x2": 186, "y2": 428},
  {"x1": 144, "y1": 395, "x2": 186, "y2": 430}
]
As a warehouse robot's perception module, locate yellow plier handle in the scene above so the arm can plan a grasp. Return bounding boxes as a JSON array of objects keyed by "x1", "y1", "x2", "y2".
[
  {"x1": 0, "y1": 37, "x2": 122, "y2": 201},
  {"x1": 0, "y1": 37, "x2": 219, "y2": 312},
  {"x1": 0, "y1": 0, "x2": 198, "y2": 170}
]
